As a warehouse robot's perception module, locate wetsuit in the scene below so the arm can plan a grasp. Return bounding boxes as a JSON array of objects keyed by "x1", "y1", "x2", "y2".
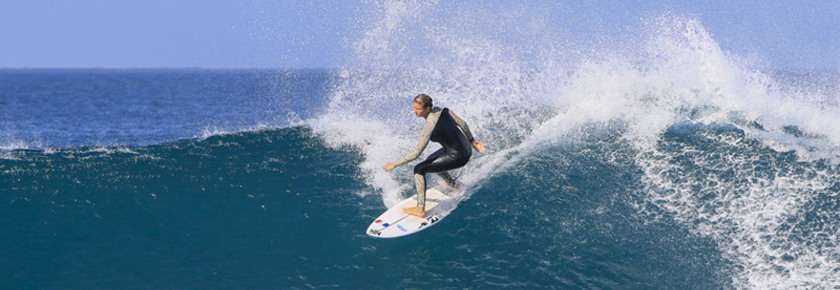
[{"x1": 392, "y1": 107, "x2": 475, "y2": 209}]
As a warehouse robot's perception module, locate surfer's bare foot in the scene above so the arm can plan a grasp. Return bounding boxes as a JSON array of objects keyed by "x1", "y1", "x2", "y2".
[
  {"x1": 403, "y1": 206, "x2": 425, "y2": 217},
  {"x1": 438, "y1": 181, "x2": 460, "y2": 194},
  {"x1": 443, "y1": 182, "x2": 460, "y2": 194}
]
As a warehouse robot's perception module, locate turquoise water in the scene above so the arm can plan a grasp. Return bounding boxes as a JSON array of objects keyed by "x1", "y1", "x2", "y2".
[{"x1": 2, "y1": 126, "x2": 370, "y2": 289}]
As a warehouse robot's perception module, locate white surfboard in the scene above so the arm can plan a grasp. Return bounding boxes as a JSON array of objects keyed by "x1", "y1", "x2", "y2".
[{"x1": 366, "y1": 188, "x2": 462, "y2": 238}]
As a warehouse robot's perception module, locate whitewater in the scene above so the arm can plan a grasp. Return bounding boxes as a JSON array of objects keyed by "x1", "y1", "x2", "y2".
[{"x1": 2, "y1": 2, "x2": 840, "y2": 289}]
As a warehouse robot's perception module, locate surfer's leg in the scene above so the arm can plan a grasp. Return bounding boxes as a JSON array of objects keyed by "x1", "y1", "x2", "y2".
[
  {"x1": 403, "y1": 173, "x2": 426, "y2": 217},
  {"x1": 410, "y1": 151, "x2": 443, "y2": 211},
  {"x1": 406, "y1": 148, "x2": 460, "y2": 218},
  {"x1": 436, "y1": 172, "x2": 459, "y2": 190},
  {"x1": 415, "y1": 173, "x2": 426, "y2": 208},
  {"x1": 415, "y1": 148, "x2": 468, "y2": 176}
]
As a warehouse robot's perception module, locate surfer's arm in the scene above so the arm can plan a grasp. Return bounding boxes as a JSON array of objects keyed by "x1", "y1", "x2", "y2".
[
  {"x1": 449, "y1": 110, "x2": 486, "y2": 153},
  {"x1": 448, "y1": 110, "x2": 475, "y2": 141},
  {"x1": 392, "y1": 112, "x2": 441, "y2": 168}
]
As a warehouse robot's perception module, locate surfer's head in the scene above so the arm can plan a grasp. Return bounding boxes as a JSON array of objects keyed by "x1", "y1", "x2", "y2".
[{"x1": 413, "y1": 94, "x2": 433, "y2": 118}]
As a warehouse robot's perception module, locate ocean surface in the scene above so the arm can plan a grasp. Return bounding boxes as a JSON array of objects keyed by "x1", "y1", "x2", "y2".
[{"x1": 4, "y1": 6, "x2": 840, "y2": 290}]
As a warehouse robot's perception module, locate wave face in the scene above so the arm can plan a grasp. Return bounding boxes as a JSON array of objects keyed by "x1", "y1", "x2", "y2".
[
  {"x1": 0, "y1": 128, "x2": 371, "y2": 289},
  {"x1": 3, "y1": 2, "x2": 840, "y2": 290}
]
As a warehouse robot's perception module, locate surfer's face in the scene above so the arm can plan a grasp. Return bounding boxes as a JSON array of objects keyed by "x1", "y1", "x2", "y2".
[{"x1": 413, "y1": 102, "x2": 431, "y2": 118}]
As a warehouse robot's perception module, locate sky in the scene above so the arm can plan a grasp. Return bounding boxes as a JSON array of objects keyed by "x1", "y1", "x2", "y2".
[{"x1": 0, "y1": 0, "x2": 838, "y2": 69}]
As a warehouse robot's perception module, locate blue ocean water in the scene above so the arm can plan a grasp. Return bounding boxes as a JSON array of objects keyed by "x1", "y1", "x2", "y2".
[
  {"x1": 4, "y1": 5, "x2": 840, "y2": 290},
  {"x1": 0, "y1": 69, "x2": 329, "y2": 148}
]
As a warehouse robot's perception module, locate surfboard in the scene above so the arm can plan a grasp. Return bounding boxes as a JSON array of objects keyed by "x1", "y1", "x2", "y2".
[{"x1": 366, "y1": 187, "x2": 462, "y2": 238}]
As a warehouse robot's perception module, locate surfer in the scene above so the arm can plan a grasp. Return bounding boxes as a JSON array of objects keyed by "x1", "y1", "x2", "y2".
[{"x1": 384, "y1": 94, "x2": 486, "y2": 218}]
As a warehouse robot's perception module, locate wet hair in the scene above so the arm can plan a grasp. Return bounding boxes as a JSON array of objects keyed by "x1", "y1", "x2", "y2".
[{"x1": 414, "y1": 94, "x2": 433, "y2": 108}]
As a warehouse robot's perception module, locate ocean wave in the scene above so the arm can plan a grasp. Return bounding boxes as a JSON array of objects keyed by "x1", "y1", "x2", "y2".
[{"x1": 310, "y1": 2, "x2": 840, "y2": 288}]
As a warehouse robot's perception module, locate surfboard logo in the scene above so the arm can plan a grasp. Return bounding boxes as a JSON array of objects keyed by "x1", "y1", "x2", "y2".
[
  {"x1": 427, "y1": 215, "x2": 441, "y2": 224},
  {"x1": 397, "y1": 224, "x2": 407, "y2": 232},
  {"x1": 368, "y1": 229, "x2": 382, "y2": 236},
  {"x1": 419, "y1": 214, "x2": 442, "y2": 229}
]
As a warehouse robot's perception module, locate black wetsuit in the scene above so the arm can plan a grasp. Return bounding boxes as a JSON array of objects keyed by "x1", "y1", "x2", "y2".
[
  {"x1": 413, "y1": 108, "x2": 472, "y2": 175},
  {"x1": 391, "y1": 106, "x2": 477, "y2": 209}
]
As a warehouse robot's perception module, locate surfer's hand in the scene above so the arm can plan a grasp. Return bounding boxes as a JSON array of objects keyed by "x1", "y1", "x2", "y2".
[
  {"x1": 384, "y1": 163, "x2": 395, "y2": 171},
  {"x1": 472, "y1": 141, "x2": 486, "y2": 153}
]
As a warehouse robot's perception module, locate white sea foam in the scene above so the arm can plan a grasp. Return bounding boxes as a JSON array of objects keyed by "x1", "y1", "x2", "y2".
[
  {"x1": 196, "y1": 123, "x2": 278, "y2": 141},
  {"x1": 0, "y1": 139, "x2": 30, "y2": 151},
  {"x1": 636, "y1": 130, "x2": 840, "y2": 289}
]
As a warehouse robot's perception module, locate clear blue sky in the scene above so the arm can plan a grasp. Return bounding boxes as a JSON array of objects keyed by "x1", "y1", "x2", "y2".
[{"x1": 1, "y1": 0, "x2": 837, "y2": 69}]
